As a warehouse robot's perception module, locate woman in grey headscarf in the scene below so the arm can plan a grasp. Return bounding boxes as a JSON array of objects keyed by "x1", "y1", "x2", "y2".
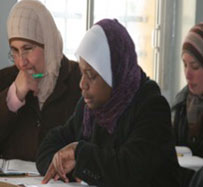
[{"x1": 0, "y1": 0, "x2": 81, "y2": 161}]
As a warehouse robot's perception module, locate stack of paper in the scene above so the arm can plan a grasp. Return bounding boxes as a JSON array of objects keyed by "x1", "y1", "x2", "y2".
[
  {"x1": 176, "y1": 146, "x2": 203, "y2": 171},
  {"x1": 0, "y1": 159, "x2": 39, "y2": 176}
]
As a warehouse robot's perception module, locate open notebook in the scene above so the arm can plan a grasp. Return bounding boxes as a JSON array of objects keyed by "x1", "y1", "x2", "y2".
[
  {"x1": 0, "y1": 177, "x2": 95, "y2": 187},
  {"x1": 175, "y1": 146, "x2": 203, "y2": 171},
  {"x1": 0, "y1": 159, "x2": 39, "y2": 176}
]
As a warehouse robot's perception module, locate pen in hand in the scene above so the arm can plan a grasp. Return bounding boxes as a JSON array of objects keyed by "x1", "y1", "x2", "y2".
[{"x1": 32, "y1": 73, "x2": 44, "y2": 79}]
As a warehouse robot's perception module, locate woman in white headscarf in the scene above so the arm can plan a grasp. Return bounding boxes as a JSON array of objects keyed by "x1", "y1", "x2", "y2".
[
  {"x1": 36, "y1": 19, "x2": 180, "y2": 187},
  {"x1": 0, "y1": 0, "x2": 81, "y2": 161}
]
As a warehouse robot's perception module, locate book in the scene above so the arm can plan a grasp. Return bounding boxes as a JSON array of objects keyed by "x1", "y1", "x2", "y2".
[
  {"x1": 0, "y1": 176, "x2": 95, "y2": 187},
  {"x1": 0, "y1": 159, "x2": 40, "y2": 176},
  {"x1": 175, "y1": 146, "x2": 203, "y2": 171}
]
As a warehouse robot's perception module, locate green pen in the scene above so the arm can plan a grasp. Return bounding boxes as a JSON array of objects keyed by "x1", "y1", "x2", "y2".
[{"x1": 32, "y1": 73, "x2": 44, "y2": 79}]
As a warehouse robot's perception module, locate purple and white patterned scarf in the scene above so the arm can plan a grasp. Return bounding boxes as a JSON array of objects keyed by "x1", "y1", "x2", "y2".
[{"x1": 83, "y1": 19, "x2": 142, "y2": 137}]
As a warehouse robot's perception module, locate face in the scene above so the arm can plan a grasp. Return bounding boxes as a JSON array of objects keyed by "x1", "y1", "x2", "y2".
[
  {"x1": 9, "y1": 39, "x2": 45, "y2": 74},
  {"x1": 79, "y1": 57, "x2": 112, "y2": 109},
  {"x1": 183, "y1": 53, "x2": 203, "y2": 96}
]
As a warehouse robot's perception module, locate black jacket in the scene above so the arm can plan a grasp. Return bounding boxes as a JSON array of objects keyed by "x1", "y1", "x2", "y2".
[{"x1": 37, "y1": 78, "x2": 180, "y2": 187}]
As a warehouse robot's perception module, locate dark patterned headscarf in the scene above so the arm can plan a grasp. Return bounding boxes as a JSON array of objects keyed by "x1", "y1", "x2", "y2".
[
  {"x1": 80, "y1": 19, "x2": 142, "y2": 137},
  {"x1": 182, "y1": 23, "x2": 203, "y2": 66}
]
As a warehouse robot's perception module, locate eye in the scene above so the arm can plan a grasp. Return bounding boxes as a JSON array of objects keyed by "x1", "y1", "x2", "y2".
[
  {"x1": 86, "y1": 71, "x2": 97, "y2": 80},
  {"x1": 23, "y1": 46, "x2": 34, "y2": 51},
  {"x1": 10, "y1": 47, "x2": 18, "y2": 54},
  {"x1": 190, "y1": 61, "x2": 201, "y2": 70},
  {"x1": 183, "y1": 61, "x2": 187, "y2": 68},
  {"x1": 191, "y1": 63, "x2": 201, "y2": 70}
]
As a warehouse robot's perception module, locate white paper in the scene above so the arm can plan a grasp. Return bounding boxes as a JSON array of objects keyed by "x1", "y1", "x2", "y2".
[
  {"x1": 175, "y1": 146, "x2": 203, "y2": 171},
  {"x1": 178, "y1": 156, "x2": 203, "y2": 171},
  {"x1": 0, "y1": 177, "x2": 92, "y2": 187},
  {"x1": 175, "y1": 146, "x2": 192, "y2": 157}
]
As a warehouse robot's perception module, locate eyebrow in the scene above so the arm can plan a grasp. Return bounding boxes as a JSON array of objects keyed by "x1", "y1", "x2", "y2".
[
  {"x1": 10, "y1": 44, "x2": 34, "y2": 50},
  {"x1": 183, "y1": 58, "x2": 198, "y2": 64},
  {"x1": 79, "y1": 63, "x2": 92, "y2": 71}
]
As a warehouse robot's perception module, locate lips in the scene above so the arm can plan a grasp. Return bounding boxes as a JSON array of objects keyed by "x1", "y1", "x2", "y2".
[
  {"x1": 84, "y1": 98, "x2": 92, "y2": 104},
  {"x1": 82, "y1": 93, "x2": 93, "y2": 104},
  {"x1": 188, "y1": 83, "x2": 196, "y2": 89}
]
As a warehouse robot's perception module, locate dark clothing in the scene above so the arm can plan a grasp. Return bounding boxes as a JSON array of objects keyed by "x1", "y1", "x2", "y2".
[
  {"x1": 189, "y1": 166, "x2": 203, "y2": 187},
  {"x1": 172, "y1": 86, "x2": 203, "y2": 157},
  {"x1": 37, "y1": 78, "x2": 180, "y2": 187},
  {"x1": 0, "y1": 56, "x2": 81, "y2": 161},
  {"x1": 179, "y1": 166, "x2": 195, "y2": 187}
]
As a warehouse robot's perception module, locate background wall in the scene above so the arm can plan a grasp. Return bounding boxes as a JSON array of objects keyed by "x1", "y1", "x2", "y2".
[{"x1": 0, "y1": 0, "x2": 16, "y2": 69}]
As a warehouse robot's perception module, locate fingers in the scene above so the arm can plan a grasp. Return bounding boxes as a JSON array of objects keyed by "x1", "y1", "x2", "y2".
[
  {"x1": 42, "y1": 161, "x2": 69, "y2": 184},
  {"x1": 42, "y1": 143, "x2": 78, "y2": 184},
  {"x1": 15, "y1": 70, "x2": 40, "y2": 100},
  {"x1": 42, "y1": 163, "x2": 56, "y2": 184},
  {"x1": 53, "y1": 152, "x2": 67, "y2": 180},
  {"x1": 75, "y1": 177, "x2": 82, "y2": 183}
]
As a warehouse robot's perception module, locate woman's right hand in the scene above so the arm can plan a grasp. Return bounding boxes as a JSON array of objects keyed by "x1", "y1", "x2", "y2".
[{"x1": 15, "y1": 70, "x2": 39, "y2": 101}]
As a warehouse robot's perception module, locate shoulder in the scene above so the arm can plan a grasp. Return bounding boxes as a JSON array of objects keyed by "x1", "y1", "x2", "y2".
[
  {"x1": 61, "y1": 55, "x2": 79, "y2": 73},
  {"x1": 131, "y1": 78, "x2": 171, "y2": 115},
  {"x1": 172, "y1": 86, "x2": 188, "y2": 109},
  {"x1": 0, "y1": 65, "x2": 18, "y2": 77},
  {"x1": 136, "y1": 78, "x2": 162, "y2": 101},
  {"x1": 0, "y1": 65, "x2": 18, "y2": 90},
  {"x1": 60, "y1": 55, "x2": 81, "y2": 81}
]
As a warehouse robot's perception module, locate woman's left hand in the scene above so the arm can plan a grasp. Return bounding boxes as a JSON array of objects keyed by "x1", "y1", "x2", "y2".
[{"x1": 42, "y1": 142, "x2": 78, "y2": 184}]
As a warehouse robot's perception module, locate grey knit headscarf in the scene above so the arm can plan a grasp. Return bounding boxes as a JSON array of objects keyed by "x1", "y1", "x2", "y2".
[{"x1": 7, "y1": 0, "x2": 63, "y2": 109}]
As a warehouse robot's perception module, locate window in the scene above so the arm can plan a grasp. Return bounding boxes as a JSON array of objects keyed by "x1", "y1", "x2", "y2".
[
  {"x1": 37, "y1": 0, "x2": 156, "y2": 79},
  {"x1": 38, "y1": 0, "x2": 87, "y2": 60},
  {"x1": 94, "y1": 0, "x2": 156, "y2": 79}
]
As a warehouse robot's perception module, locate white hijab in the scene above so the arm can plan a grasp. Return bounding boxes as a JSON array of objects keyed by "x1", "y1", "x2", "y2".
[{"x1": 75, "y1": 25, "x2": 112, "y2": 87}]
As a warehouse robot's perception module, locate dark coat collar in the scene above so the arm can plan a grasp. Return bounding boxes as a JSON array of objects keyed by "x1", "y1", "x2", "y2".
[
  {"x1": 172, "y1": 86, "x2": 189, "y2": 110},
  {"x1": 27, "y1": 55, "x2": 75, "y2": 111}
]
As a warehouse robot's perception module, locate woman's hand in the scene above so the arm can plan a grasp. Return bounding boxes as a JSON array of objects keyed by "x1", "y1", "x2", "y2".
[
  {"x1": 42, "y1": 142, "x2": 79, "y2": 184},
  {"x1": 15, "y1": 70, "x2": 39, "y2": 101}
]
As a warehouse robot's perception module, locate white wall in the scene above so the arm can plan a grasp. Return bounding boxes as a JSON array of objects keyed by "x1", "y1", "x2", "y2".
[{"x1": 0, "y1": 0, "x2": 16, "y2": 69}]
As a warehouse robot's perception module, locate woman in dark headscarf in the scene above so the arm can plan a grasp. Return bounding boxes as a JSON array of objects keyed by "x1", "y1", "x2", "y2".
[
  {"x1": 172, "y1": 22, "x2": 203, "y2": 187},
  {"x1": 36, "y1": 19, "x2": 180, "y2": 187},
  {"x1": 172, "y1": 23, "x2": 203, "y2": 157}
]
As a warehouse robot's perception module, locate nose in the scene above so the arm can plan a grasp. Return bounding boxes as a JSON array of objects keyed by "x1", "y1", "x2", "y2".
[
  {"x1": 185, "y1": 67, "x2": 193, "y2": 81},
  {"x1": 79, "y1": 75, "x2": 89, "y2": 91},
  {"x1": 16, "y1": 56, "x2": 28, "y2": 69}
]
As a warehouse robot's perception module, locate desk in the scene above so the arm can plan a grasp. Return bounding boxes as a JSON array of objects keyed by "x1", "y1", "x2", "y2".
[
  {"x1": 0, "y1": 176, "x2": 94, "y2": 187},
  {"x1": 0, "y1": 181, "x2": 17, "y2": 187}
]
